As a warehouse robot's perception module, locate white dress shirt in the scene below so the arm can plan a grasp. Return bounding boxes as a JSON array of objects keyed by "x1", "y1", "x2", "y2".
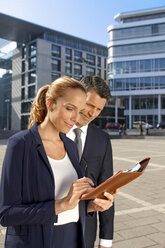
[{"x1": 67, "y1": 125, "x2": 112, "y2": 247}]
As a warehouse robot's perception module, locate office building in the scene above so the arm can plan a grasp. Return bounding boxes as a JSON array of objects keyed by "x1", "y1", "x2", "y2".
[
  {"x1": 0, "y1": 13, "x2": 108, "y2": 130},
  {"x1": 107, "y1": 6, "x2": 165, "y2": 128}
]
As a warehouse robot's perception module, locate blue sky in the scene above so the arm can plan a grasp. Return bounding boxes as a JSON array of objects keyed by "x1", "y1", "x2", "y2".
[{"x1": 1, "y1": 0, "x2": 165, "y2": 45}]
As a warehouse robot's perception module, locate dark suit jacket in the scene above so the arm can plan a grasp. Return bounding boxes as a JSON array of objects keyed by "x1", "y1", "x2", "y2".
[
  {"x1": 0, "y1": 123, "x2": 86, "y2": 248},
  {"x1": 80, "y1": 123, "x2": 114, "y2": 247}
]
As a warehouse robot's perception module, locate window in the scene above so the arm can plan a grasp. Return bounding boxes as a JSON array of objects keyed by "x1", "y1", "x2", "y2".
[
  {"x1": 140, "y1": 60, "x2": 151, "y2": 72},
  {"x1": 74, "y1": 64, "x2": 82, "y2": 76},
  {"x1": 140, "y1": 98, "x2": 147, "y2": 109},
  {"x1": 74, "y1": 51, "x2": 82, "y2": 62},
  {"x1": 52, "y1": 44, "x2": 61, "y2": 57},
  {"x1": 52, "y1": 59, "x2": 61, "y2": 72},
  {"x1": 97, "y1": 57, "x2": 101, "y2": 67},
  {"x1": 86, "y1": 66, "x2": 95, "y2": 76},
  {"x1": 21, "y1": 88, "x2": 25, "y2": 100},
  {"x1": 112, "y1": 41, "x2": 165, "y2": 57},
  {"x1": 21, "y1": 115, "x2": 30, "y2": 130},
  {"x1": 134, "y1": 98, "x2": 139, "y2": 109},
  {"x1": 22, "y1": 74, "x2": 25, "y2": 86},
  {"x1": 104, "y1": 70, "x2": 107, "y2": 80},
  {"x1": 22, "y1": 61, "x2": 25, "y2": 72},
  {"x1": 52, "y1": 73, "x2": 61, "y2": 81},
  {"x1": 29, "y1": 57, "x2": 36, "y2": 69},
  {"x1": 29, "y1": 43, "x2": 36, "y2": 57},
  {"x1": 65, "y1": 48, "x2": 72, "y2": 60},
  {"x1": 65, "y1": 62, "x2": 72, "y2": 74},
  {"x1": 21, "y1": 102, "x2": 32, "y2": 113},
  {"x1": 97, "y1": 69, "x2": 101, "y2": 76},
  {"x1": 22, "y1": 46, "x2": 26, "y2": 59},
  {"x1": 86, "y1": 54, "x2": 95, "y2": 66},
  {"x1": 28, "y1": 71, "x2": 36, "y2": 84},
  {"x1": 28, "y1": 86, "x2": 36, "y2": 98},
  {"x1": 104, "y1": 58, "x2": 107, "y2": 69},
  {"x1": 147, "y1": 98, "x2": 153, "y2": 109}
]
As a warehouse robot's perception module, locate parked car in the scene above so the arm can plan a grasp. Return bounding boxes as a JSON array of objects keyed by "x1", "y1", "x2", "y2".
[
  {"x1": 156, "y1": 122, "x2": 165, "y2": 129},
  {"x1": 133, "y1": 121, "x2": 153, "y2": 130},
  {"x1": 105, "y1": 122, "x2": 120, "y2": 129}
]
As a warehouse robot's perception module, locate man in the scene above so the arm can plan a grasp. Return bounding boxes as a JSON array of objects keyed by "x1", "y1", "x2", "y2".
[{"x1": 67, "y1": 76, "x2": 114, "y2": 248}]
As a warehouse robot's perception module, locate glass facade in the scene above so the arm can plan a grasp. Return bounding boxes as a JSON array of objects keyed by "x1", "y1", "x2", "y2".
[
  {"x1": 44, "y1": 33, "x2": 107, "y2": 57},
  {"x1": 123, "y1": 13, "x2": 165, "y2": 23},
  {"x1": 110, "y1": 23, "x2": 165, "y2": 40},
  {"x1": 109, "y1": 41, "x2": 165, "y2": 57},
  {"x1": 108, "y1": 58, "x2": 165, "y2": 74},
  {"x1": 123, "y1": 97, "x2": 158, "y2": 110},
  {"x1": 108, "y1": 8, "x2": 165, "y2": 128},
  {"x1": 109, "y1": 76, "x2": 165, "y2": 91}
]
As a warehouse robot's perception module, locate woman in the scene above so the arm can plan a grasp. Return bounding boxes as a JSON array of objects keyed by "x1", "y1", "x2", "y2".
[{"x1": 0, "y1": 76, "x2": 114, "y2": 248}]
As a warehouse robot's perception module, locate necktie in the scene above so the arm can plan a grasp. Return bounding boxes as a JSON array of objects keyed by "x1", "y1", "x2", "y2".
[{"x1": 74, "y1": 128, "x2": 82, "y2": 160}]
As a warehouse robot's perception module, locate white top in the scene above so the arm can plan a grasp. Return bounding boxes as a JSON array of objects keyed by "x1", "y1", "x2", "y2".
[{"x1": 47, "y1": 152, "x2": 79, "y2": 225}]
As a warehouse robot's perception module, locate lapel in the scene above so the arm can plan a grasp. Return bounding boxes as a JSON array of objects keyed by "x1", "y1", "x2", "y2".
[
  {"x1": 30, "y1": 123, "x2": 54, "y2": 180},
  {"x1": 60, "y1": 133, "x2": 83, "y2": 178}
]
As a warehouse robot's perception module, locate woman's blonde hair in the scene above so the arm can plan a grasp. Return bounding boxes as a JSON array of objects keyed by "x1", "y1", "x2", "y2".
[{"x1": 28, "y1": 76, "x2": 86, "y2": 128}]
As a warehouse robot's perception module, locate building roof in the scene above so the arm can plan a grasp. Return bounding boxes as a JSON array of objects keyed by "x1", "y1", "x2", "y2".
[
  {"x1": 114, "y1": 6, "x2": 165, "y2": 23},
  {"x1": 0, "y1": 12, "x2": 106, "y2": 50}
]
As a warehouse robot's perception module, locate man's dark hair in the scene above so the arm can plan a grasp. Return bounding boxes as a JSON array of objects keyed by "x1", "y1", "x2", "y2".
[{"x1": 80, "y1": 76, "x2": 111, "y2": 101}]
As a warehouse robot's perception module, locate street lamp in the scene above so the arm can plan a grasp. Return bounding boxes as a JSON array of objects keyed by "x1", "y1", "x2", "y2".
[{"x1": 5, "y1": 99, "x2": 10, "y2": 130}]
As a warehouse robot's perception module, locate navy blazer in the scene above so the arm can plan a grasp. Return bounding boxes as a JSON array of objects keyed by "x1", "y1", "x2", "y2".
[
  {"x1": 80, "y1": 123, "x2": 114, "y2": 246},
  {"x1": 0, "y1": 123, "x2": 86, "y2": 248}
]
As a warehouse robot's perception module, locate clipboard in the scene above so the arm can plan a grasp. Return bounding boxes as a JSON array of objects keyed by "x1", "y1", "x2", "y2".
[{"x1": 81, "y1": 157, "x2": 150, "y2": 200}]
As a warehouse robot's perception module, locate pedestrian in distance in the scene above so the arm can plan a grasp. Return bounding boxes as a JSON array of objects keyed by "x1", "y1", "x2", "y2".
[
  {"x1": 140, "y1": 122, "x2": 143, "y2": 136},
  {"x1": 146, "y1": 122, "x2": 150, "y2": 135},
  {"x1": 0, "y1": 76, "x2": 115, "y2": 248}
]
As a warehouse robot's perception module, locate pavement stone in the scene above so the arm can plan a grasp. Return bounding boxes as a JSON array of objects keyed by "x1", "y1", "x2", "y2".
[{"x1": 1, "y1": 137, "x2": 165, "y2": 248}]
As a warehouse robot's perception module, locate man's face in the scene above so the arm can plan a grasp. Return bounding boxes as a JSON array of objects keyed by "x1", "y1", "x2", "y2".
[{"x1": 77, "y1": 89, "x2": 107, "y2": 127}]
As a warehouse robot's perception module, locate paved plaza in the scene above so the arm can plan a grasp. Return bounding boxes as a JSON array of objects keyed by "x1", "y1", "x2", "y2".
[{"x1": 0, "y1": 137, "x2": 165, "y2": 247}]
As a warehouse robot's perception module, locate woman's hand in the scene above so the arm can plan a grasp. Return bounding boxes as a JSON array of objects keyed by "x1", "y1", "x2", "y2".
[
  {"x1": 87, "y1": 190, "x2": 118, "y2": 213},
  {"x1": 55, "y1": 177, "x2": 94, "y2": 214}
]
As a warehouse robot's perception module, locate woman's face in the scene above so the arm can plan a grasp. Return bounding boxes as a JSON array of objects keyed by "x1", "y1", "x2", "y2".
[{"x1": 48, "y1": 88, "x2": 86, "y2": 133}]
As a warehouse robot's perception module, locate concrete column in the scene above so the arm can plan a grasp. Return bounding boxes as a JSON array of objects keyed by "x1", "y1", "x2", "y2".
[
  {"x1": 115, "y1": 97, "x2": 118, "y2": 123},
  {"x1": 158, "y1": 94, "x2": 161, "y2": 123},
  {"x1": 129, "y1": 95, "x2": 132, "y2": 129}
]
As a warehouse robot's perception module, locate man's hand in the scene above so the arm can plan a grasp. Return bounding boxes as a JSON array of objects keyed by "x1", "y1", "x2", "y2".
[{"x1": 87, "y1": 192, "x2": 114, "y2": 213}]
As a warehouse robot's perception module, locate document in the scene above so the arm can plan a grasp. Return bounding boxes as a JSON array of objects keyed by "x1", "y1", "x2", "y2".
[{"x1": 81, "y1": 157, "x2": 150, "y2": 200}]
